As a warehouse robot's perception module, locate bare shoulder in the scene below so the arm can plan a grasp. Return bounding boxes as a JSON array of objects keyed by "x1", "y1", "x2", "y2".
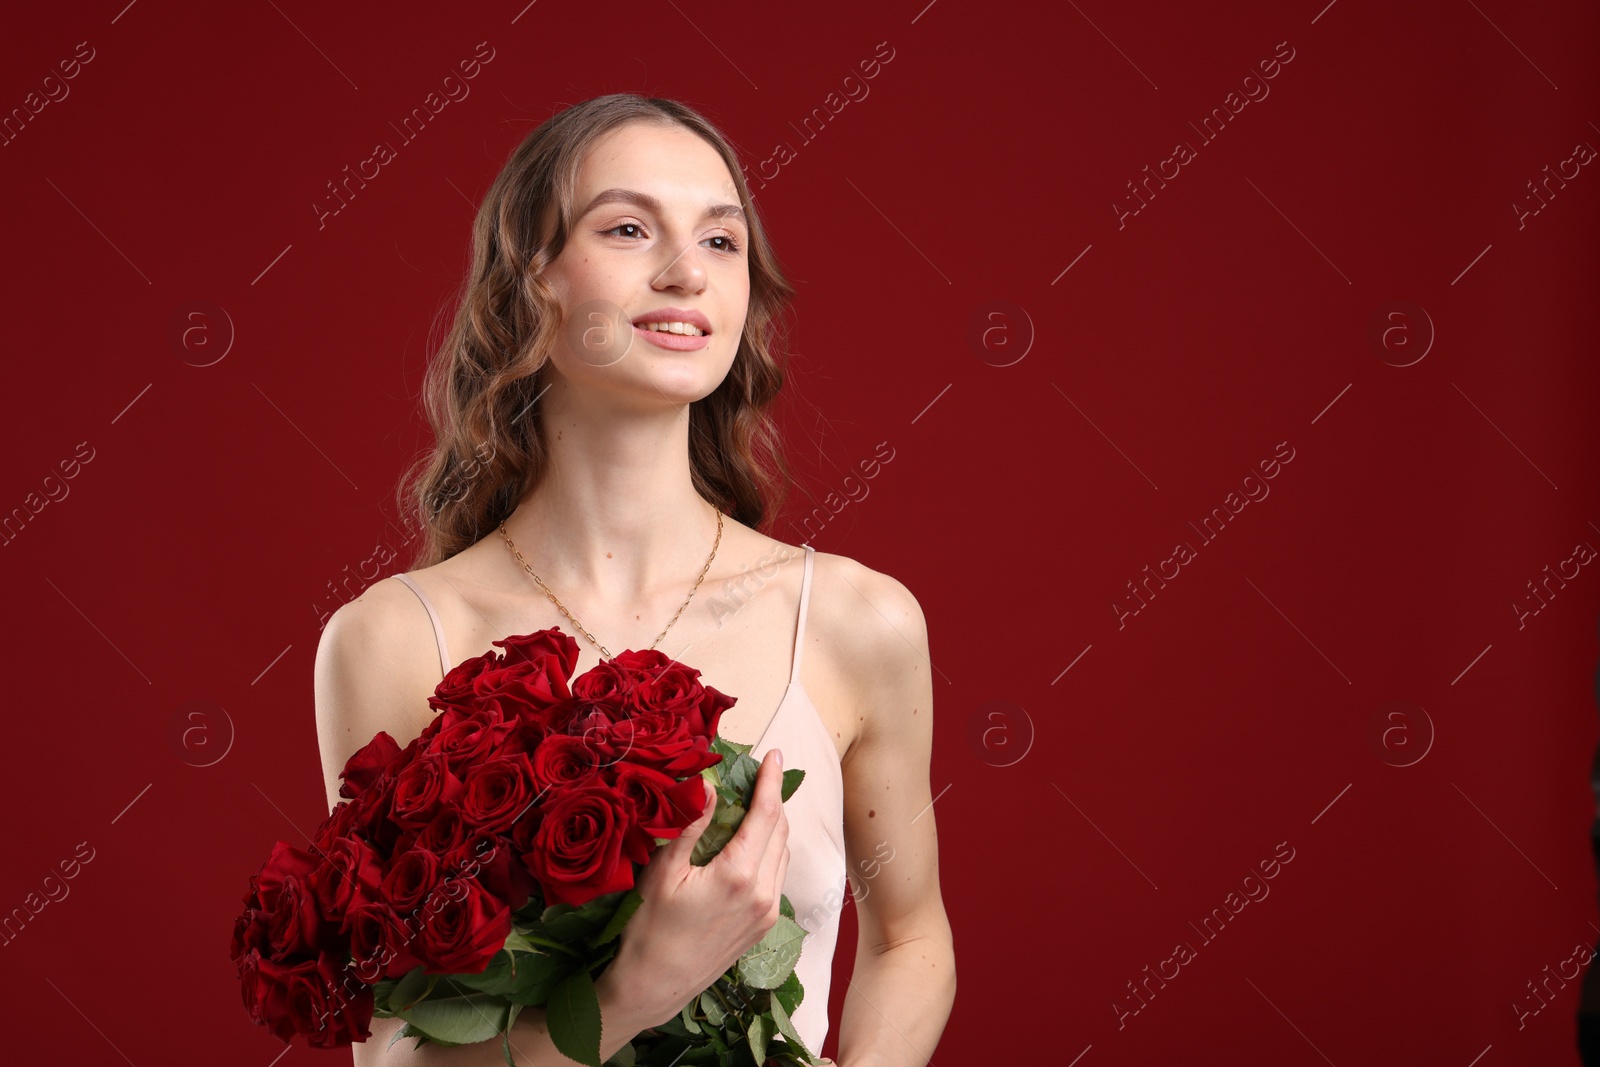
[
  {"x1": 804, "y1": 549, "x2": 932, "y2": 751},
  {"x1": 807, "y1": 548, "x2": 928, "y2": 664},
  {"x1": 311, "y1": 574, "x2": 443, "y2": 813}
]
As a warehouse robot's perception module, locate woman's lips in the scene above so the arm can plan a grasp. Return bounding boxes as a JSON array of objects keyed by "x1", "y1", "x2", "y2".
[{"x1": 632, "y1": 324, "x2": 710, "y2": 351}]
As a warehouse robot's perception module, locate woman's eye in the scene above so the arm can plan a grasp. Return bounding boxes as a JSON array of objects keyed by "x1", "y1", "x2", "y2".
[{"x1": 599, "y1": 223, "x2": 741, "y2": 255}]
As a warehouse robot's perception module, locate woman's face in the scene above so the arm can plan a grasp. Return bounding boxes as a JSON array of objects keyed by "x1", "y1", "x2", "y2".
[{"x1": 542, "y1": 120, "x2": 751, "y2": 412}]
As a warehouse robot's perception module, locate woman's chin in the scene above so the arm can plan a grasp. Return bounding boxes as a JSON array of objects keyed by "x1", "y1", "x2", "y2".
[
  {"x1": 598, "y1": 375, "x2": 726, "y2": 412},
  {"x1": 635, "y1": 366, "x2": 731, "y2": 405}
]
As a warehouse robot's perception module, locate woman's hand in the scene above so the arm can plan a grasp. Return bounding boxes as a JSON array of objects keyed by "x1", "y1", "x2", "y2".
[{"x1": 602, "y1": 748, "x2": 793, "y2": 1028}]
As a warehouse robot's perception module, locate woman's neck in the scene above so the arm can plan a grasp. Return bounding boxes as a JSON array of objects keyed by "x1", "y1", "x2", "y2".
[{"x1": 499, "y1": 398, "x2": 720, "y2": 604}]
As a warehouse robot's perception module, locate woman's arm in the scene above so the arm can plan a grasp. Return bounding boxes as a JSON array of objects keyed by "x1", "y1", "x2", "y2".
[
  {"x1": 829, "y1": 565, "x2": 957, "y2": 1067},
  {"x1": 315, "y1": 584, "x2": 662, "y2": 1066}
]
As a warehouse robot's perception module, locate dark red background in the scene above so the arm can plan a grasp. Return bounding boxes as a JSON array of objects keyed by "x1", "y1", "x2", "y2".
[{"x1": 2, "y1": 1, "x2": 1597, "y2": 1063}]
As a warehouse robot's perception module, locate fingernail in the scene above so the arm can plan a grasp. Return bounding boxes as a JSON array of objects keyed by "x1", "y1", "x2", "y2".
[{"x1": 774, "y1": 748, "x2": 783, "y2": 769}]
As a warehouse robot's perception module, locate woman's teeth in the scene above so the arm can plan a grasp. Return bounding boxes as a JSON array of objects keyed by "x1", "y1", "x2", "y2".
[{"x1": 638, "y1": 321, "x2": 705, "y2": 336}]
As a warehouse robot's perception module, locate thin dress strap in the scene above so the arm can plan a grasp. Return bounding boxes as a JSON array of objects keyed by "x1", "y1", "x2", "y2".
[
  {"x1": 790, "y1": 544, "x2": 815, "y2": 686},
  {"x1": 749, "y1": 543, "x2": 816, "y2": 753},
  {"x1": 392, "y1": 573, "x2": 452, "y2": 680}
]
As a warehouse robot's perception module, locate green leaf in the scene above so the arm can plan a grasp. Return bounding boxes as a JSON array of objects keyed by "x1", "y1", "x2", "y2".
[
  {"x1": 746, "y1": 1012, "x2": 768, "y2": 1065},
  {"x1": 691, "y1": 793, "x2": 747, "y2": 866},
  {"x1": 779, "y1": 768, "x2": 806, "y2": 803},
  {"x1": 512, "y1": 895, "x2": 547, "y2": 924},
  {"x1": 448, "y1": 950, "x2": 521, "y2": 995},
  {"x1": 699, "y1": 989, "x2": 726, "y2": 1027},
  {"x1": 769, "y1": 991, "x2": 813, "y2": 1061},
  {"x1": 547, "y1": 970, "x2": 604, "y2": 1067},
  {"x1": 679, "y1": 996, "x2": 703, "y2": 1034},
  {"x1": 507, "y1": 950, "x2": 568, "y2": 1005},
  {"x1": 714, "y1": 985, "x2": 750, "y2": 1023},
  {"x1": 501, "y1": 929, "x2": 538, "y2": 954},
  {"x1": 702, "y1": 761, "x2": 727, "y2": 791},
  {"x1": 778, "y1": 892, "x2": 795, "y2": 921},
  {"x1": 771, "y1": 968, "x2": 804, "y2": 1016},
  {"x1": 590, "y1": 888, "x2": 643, "y2": 947},
  {"x1": 721, "y1": 751, "x2": 758, "y2": 803},
  {"x1": 371, "y1": 979, "x2": 400, "y2": 1017},
  {"x1": 736, "y1": 915, "x2": 807, "y2": 989},
  {"x1": 393, "y1": 984, "x2": 510, "y2": 1046},
  {"x1": 500, "y1": 1003, "x2": 524, "y2": 1067},
  {"x1": 390, "y1": 966, "x2": 439, "y2": 1010},
  {"x1": 542, "y1": 907, "x2": 607, "y2": 943},
  {"x1": 576, "y1": 889, "x2": 630, "y2": 924},
  {"x1": 644, "y1": 1016, "x2": 692, "y2": 1040}
]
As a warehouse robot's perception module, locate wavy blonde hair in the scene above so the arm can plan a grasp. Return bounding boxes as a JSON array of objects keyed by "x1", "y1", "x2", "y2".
[{"x1": 396, "y1": 93, "x2": 800, "y2": 569}]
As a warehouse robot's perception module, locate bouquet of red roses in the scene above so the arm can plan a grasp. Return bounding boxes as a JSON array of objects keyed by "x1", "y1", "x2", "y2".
[{"x1": 230, "y1": 627, "x2": 821, "y2": 1067}]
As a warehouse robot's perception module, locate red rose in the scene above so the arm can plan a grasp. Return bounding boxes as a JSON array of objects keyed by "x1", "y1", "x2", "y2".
[
  {"x1": 608, "y1": 712, "x2": 722, "y2": 777},
  {"x1": 416, "y1": 877, "x2": 511, "y2": 974},
  {"x1": 571, "y1": 697, "x2": 632, "y2": 730},
  {"x1": 338, "y1": 731, "x2": 402, "y2": 800},
  {"x1": 530, "y1": 733, "x2": 604, "y2": 794},
  {"x1": 570, "y1": 658, "x2": 632, "y2": 702},
  {"x1": 632, "y1": 659, "x2": 735, "y2": 740},
  {"x1": 381, "y1": 849, "x2": 441, "y2": 915},
  {"x1": 613, "y1": 763, "x2": 714, "y2": 839},
  {"x1": 449, "y1": 831, "x2": 535, "y2": 911},
  {"x1": 309, "y1": 836, "x2": 384, "y2": 932},
  {"x1": 239, "y1": 948, "x2": 373, "y2": 1047},
  {"x1": 561, "y1": 698, "x2": 631, "y2": 746},
  {"x1": 390, "y1": 751, "x2": 466, "y2": 830},
  {"x1": 427, "y1": 650, "x2": 498, "y2": 716},
  {"x1": 522, "y1": 780, "x2": 654, "y2": 907},
  {"x1": 353, "y1": 776, "x2": 403, "y2": 854},
  {"x1": 230, "y1": 908, "x2": 271, "y2": 963},
  {"x1": 494, "y1": 629, "x2": 579, "y2": 674},
  {"x1": 514, "y1": 695, "x2": 581, "y2": 751},
  {"x1": 237, "y1": 950, "x2": 297, "y2": 1042},
  {"x1": 265, "y1": 874, "x2": 329, "y2": 962},
  {"x1": 345, "y1": 901, "x2": 420, "y2": 982},
  {"x1": 431, "y1": 705, "x2": 519, "y2": 774},
  {"x1": 596, "y1": 647, "x2": 668, "y2": 682},
  {"x1": 460, "y1": 753, "x2": 538, "y2": 835},
  {"x1": 414, "y1": 807, "x2": 469, "y2": 859},
  {"x1": 443, "y1": 829, "x2": 500, "y2": 880},
  {"x1": 473, "y1": 663, "x2": 571, "y2": 723},
  {"x1": 286, "y1": 953, "x2": 374, "y2": 1048},
  {"x1": 560, "y1": 704, "x2": 687, "y2": 778},
  {"x1": 314, "y1": 797, "x2": 365, "y2": 846},
  {"x1": 511, "y1": 800, "x2": 542, "y2": 860},
  {"x1": 255, "y1": 841, "x2": 320, "y2": 914},
  {"x1": 426, "y1": 629, "x2": 576, "y2": 724}
]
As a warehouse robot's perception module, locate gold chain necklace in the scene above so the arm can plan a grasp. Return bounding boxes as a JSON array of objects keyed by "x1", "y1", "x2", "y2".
[{"x1": 498, "y1": 504, "x2": 724, "y2": 659}]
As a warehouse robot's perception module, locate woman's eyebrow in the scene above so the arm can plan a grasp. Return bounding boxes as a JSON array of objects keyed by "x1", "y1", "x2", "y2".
[{"x1": 579, "y1": 187, "x2": 746, "y2": 226}]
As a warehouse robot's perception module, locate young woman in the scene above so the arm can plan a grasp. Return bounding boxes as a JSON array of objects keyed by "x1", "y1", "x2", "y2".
[{"x1": 314, "y1": 93, "x2": 955, "y2": 1066}]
